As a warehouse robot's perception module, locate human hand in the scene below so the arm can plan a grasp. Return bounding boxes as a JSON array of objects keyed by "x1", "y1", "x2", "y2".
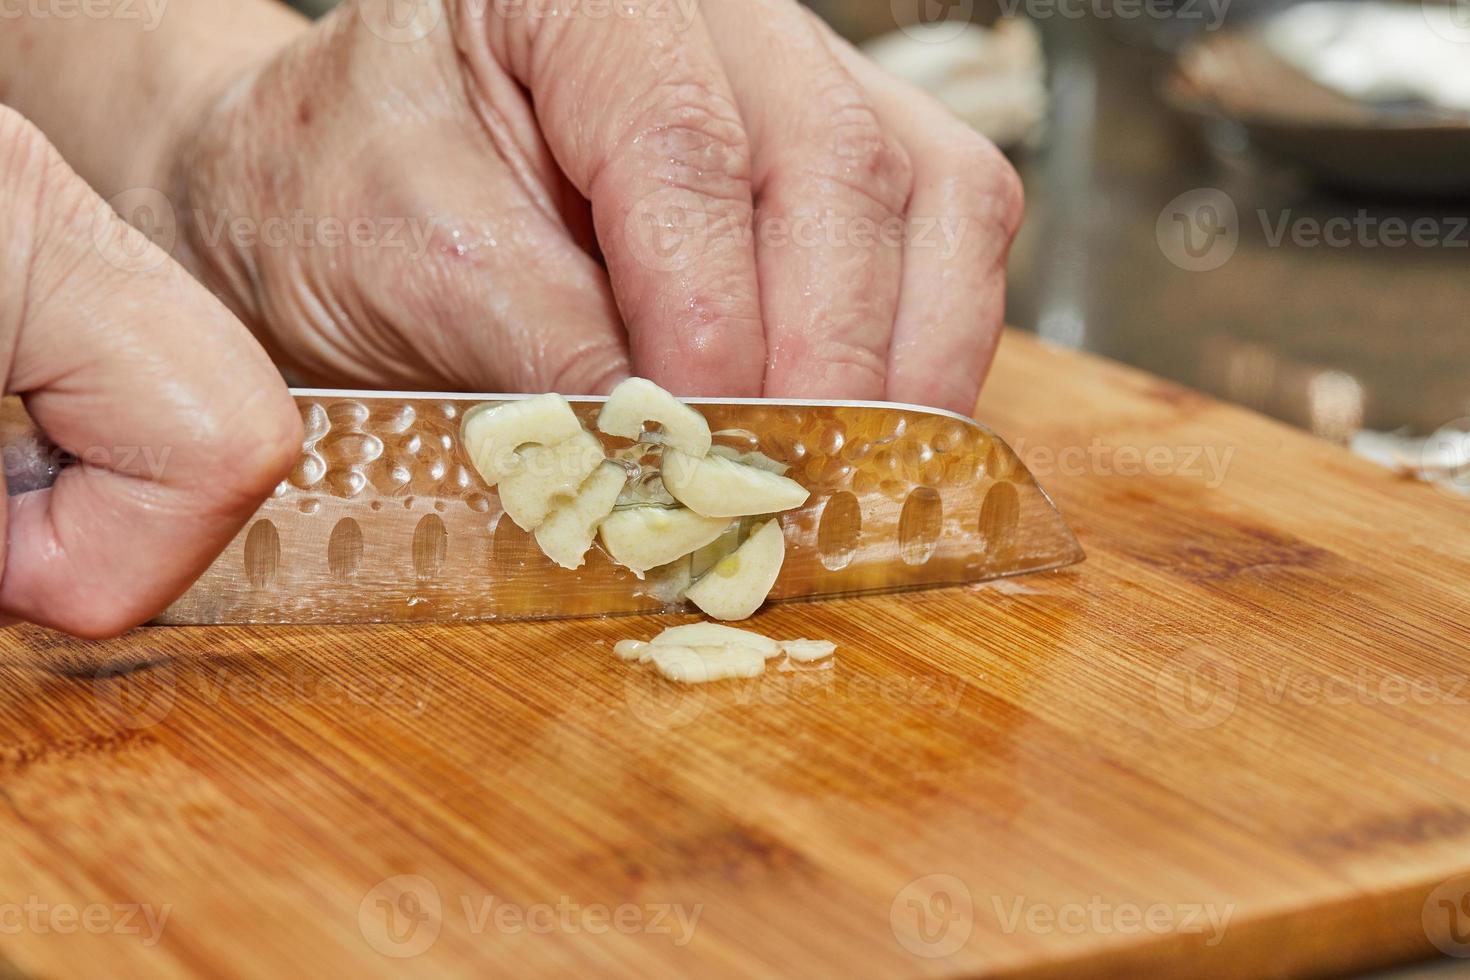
[
  {"x1": 0, "y1": 108, "x2": 302, "y2": 638},
  {"x1": 174, "y1": 0, "x2": 1022, "y2": 413}
]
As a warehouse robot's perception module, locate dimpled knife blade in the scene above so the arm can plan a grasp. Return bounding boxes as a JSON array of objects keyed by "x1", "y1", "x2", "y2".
[{"x1": 2, "y1": 391, "x2": 1085, "y2": 624}]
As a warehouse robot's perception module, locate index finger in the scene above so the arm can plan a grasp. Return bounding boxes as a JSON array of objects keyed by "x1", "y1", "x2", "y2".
[
  {"x1": 0, "y1": 112, "x2": 301, "y2": 638},
  {"x1": 460, "y1": 0, "x2": 766, "y2": 395}
]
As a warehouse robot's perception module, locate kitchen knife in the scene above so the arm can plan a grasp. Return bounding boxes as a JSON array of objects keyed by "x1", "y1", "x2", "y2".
[{"x1": 2, "y1": 391, "x2": 1084, "y2": 624}]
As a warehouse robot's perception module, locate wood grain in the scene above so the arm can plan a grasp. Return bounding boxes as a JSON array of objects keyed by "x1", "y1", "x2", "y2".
[{"x1": 2, "y1": 331, "x2": 1468, "y2": 978}]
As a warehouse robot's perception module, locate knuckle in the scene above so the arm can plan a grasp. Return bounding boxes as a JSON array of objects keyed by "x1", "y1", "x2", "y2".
[
  {"x1": 824, "y1": 122, "x2": 913, "y2": 216},
  {"x1": 541, "y1": 339, "x2": 630, "y2": 395},
  {"x1": 610, "y1": 80, "x2": 754, "y2": 201},
  {"x1": 779, "y1": 75, "x2": 913, "y2": 217},
  {"x1": 988, "y1": 156, "x2": 1026, "y2": 239},
  {"x1": 807, "y1": 334, "x2": 889, "y2": 388},
  {"x1": 945, "y1": 136, "x2": 1025, "y2": 240}
]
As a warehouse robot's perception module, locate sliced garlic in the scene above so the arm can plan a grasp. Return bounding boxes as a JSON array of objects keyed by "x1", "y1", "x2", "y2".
[
  {"x1": 650, "y1": 622, "x2": 782, "y2": 659},
  {"x1": 613, "y1": 639, "x2": 652, "y2": 662},
  {"x1": 613, "y1": 622, "x2": 837, "y2": 683},
  {"x1": 684, "y1": 520, "x2": 786, "y2": 621},
  {"x1": 535, "y1": 461, "x2": 628, "y2": 568},
  {"x1": 649, "y1": 644, "x2": 765, "y2": 683},
  {"x1": 599, "y1": 506, "x2": 731, "y2": 577},
  {"x1": 689, "y1": 522, "x2": 742, "y2": 579},
  {"x1": 662, "y1": 449, "x2": 810, "y2": 518},
  {"x1": 597, "y1": 377, "x2": 712, "y2": 456},
  {"x1": 498, "y1": 429, "x2": 606, "y2": 531},
  {"x1": 781, "y1": 639, "x2": 836, "y2": 663},
  {"x1": 708, "y1": 444, "x2": 790, "y2": 475},
  {"x1": 463, "y1": 393, "x2": 584, "y2": 485}
]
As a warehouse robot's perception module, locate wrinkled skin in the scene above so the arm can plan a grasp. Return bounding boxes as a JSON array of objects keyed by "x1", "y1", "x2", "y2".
[
  {"x1": 0, "y1": 107, "x2": 302, "y2": 638},
  {"x1": 178, "y1": 0, "x2": 1024, "y2": 413}
]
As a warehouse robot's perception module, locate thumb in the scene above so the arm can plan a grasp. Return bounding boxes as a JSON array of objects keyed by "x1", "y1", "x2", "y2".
[{"x1": 0, "y1": 108, "x2": 302, "y2": 638}]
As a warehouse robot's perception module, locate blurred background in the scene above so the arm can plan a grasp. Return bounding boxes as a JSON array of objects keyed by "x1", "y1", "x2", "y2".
[
  {"x1": 300, "y1": 0, "x2": 1470, "y2": 482},
  {"x1": 815, "y1": 0, "x2": 1470, "y2": 491}
]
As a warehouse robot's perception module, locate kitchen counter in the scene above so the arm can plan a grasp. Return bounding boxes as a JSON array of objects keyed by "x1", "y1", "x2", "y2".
[{"x1": 1, "y1": 331, "x2": 1466, "y2": 977}]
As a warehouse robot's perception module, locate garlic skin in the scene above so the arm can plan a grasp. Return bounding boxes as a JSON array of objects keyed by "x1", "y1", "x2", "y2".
[
  {"x1": 684, "y1": 520, "x2": 786, "y2": 621},
  {"x1": 599, "y1": 506, "x2": 732, "y2": 577},
  {"x1": 497, "y1": 430, "x2": 606, "y2": 531},
  {"x1": 535, "y1": 461, "x2": 628, "y2": 569},
  {"x1": 662, "y1": 449, "x2": 810, "y2": 518},
  {"x1": 463, "y1": 393, "x2": 584, "y2": 485},
  {"x1": 597, "y1": 377, "x2": 713, "y2": 456}
]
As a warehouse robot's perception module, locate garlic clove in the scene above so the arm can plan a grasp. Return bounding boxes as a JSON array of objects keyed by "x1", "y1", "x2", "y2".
[
  {"x1": 497, "y1": 429, "x2": 606, "y2": 531},
  {"x1": 661, "y1": 449, "x2": 809, "y2": 518},
  {"x1": 613, "y1": 639, "x2": 652, "y2": 662},
  {"x1": 596, "y1": 377, "x2": 712, "y2": 456},
  {"x1": 650, "y1": 622, "x2": 781, "y2": 659},
  {"x1": 464, "y1": 393, "x2": 584, "y2": 486},
  {"x1": 649, "y1": 644, "x2": 765, "y2": 683},
  {"x1": 684, "y1": 519, "x2": 786, "y2": 621},
  {"x1": 535, "y1": 461, "x2": 628, "y2": 569},
  {"x1": 781, "y1": 639, "x2": 837, "y2": 663},
  {"x1": 599, "y1": 506, "x2": 732, "y2": 577}
]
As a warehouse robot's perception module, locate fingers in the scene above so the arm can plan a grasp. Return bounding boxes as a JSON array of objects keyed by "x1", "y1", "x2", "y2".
[
  {"x1": 821, "y1": 19, "x2": 1025, "y2": 416},
  {"x1": 0, "y1": 108, "x2": 302, "y2": 638},
  {"x1": 176, "y1": 8, "x2": 632, "y2": 396},
  {"x1": 701, "y1": 0, "x2": 912, "y2": 401},
  {"x1": 462, "y1": 0, "x2": 766, "y2": 396}
]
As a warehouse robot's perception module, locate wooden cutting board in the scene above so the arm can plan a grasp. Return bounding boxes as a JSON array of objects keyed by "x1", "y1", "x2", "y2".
[{"x1": 2, "y1": 332, "x2": 1467, "y2": 978}]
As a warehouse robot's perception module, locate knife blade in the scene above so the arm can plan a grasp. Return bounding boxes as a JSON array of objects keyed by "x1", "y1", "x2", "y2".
[{"x1": 4, "y1": 391, "x2": 1084, "y2": 624}]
